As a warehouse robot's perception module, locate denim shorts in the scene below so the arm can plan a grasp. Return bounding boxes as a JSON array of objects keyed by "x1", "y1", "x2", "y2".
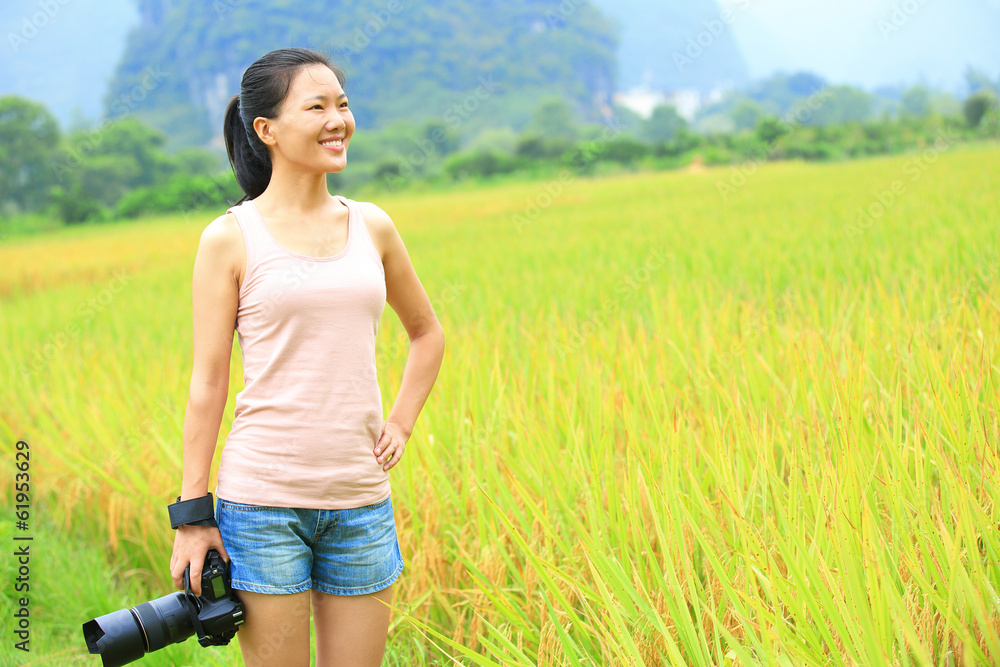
[{"x1": 215, "y1": 495, "x2": 404, "y2": 596}]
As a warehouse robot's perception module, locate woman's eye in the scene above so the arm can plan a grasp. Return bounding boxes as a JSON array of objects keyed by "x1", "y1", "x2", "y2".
[{"x1": 310, "y1": 105, "x2": 322, "y2": 110}]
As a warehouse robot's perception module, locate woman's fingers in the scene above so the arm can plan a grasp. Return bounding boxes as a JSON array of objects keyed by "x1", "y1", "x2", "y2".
[
  {"x1": 171, "y1": 526, "x2": 225, "y2": 596},
  {"x1": 374, "y1": 422, "x2": 407, "y2": 471}
]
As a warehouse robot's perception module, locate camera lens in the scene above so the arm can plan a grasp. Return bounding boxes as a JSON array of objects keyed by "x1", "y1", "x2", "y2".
[
  {"x1": 82, "y1": 609, "x2": 145, "y2": 667},
  {"x1": 133, "y1": 592, "x2": 196, "y2": 651},
  {"x1": 82, "y1": 592, "x2": 195, "y2": 667}
]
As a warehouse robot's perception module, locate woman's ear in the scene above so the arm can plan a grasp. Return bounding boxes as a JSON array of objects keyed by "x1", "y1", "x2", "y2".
[{"x1": 254, "y1": 117, "x2": 277, "y2": 147}]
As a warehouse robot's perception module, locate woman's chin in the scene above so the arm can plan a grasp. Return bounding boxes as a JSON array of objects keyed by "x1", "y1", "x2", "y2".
[{"x1": 319, "y1": 156, "x2": 348, "y2": 174}]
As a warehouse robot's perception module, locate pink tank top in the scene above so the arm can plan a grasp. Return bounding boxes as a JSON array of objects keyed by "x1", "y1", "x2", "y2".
[{"x1": 215, "y1": 195, "x2": 389, "y2": 509}]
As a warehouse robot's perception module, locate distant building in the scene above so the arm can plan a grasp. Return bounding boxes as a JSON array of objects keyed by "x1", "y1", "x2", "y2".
[
  {"x1": 665, "y1": 89, "x2": 701, "y2": 120},
  {"x1": 614, "y1": 87, "x2": 702, "y2": 121}
]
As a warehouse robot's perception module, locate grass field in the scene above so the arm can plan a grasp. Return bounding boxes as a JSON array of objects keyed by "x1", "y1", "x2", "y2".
[{"x1": 1, "y1": 143, "x2": 999, "y2": 666}]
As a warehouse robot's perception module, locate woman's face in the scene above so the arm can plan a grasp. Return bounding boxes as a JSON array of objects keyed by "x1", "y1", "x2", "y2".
[{"x1": 257, "y1": 63, "x2": 356, "y2": 174}]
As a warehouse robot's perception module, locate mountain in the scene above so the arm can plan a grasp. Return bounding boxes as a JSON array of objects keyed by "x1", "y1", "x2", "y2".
[
  {"x1": 3, "y1": 0, "x2": 999, "y2": 139},
  {"x1": 588, "y1": 0, "x2": 751, "y2": 93},
  {"x1": 103, "y1": 0, "x2": 619, "y2": 148}
]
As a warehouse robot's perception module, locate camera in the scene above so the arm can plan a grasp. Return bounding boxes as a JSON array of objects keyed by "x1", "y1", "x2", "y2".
[{"x1": 82, "y1": 549, "x2": 245, "y2": 667}]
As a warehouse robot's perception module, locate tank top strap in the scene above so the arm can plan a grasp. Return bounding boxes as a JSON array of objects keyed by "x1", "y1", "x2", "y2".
[
  {"x1": 335, "y1": 195, "x2": 384, "y2": 271},
  {"x1": 225, "y1": 200, "x2": 270, "y2": 281}
]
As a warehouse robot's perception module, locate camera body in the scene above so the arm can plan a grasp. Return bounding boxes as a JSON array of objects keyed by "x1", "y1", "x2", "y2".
[{"x1": 83, "y1": 549, "x2": 244, "y2": 667}]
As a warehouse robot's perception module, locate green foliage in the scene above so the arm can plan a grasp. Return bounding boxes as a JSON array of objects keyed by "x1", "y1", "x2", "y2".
[
  {"x1": 653, "y1": 128, "x2": 702, "y2": 158},
  {"x1": 466, "y1": 127, "x2": 520, "y2": 155},
  {"x1": 444, "y1": 149, "x2": 517, "y2": 180},
  {"x1": 0, "y1": 96, "x2": 60, "y2": 212},
  {"x1": 50, "y1": 185, "x2": 108, "y2": 225},
  {"x1": 804, "y1": 85, "x2": 875, "y2": 126},
  {"x1": 6, "y1": 68, "x2": 999, "y2": 232},
  {"x1": 978, "y1": 107, "x2": 1000, "y2": 140},
  {"x1": 515, "y1": 135, "x2": 575, "y2": 161},
  {"x1": 731, "y1": 99, "x2": 766, "y2": 131},
  {"x1": 104, "y1": 0, "x2": 618, "y2": 140},
  {"x1": 599, "y1": 136, "x2": 648, "y2": 165},
  {"x1": 116, "y1": 171, "x2": 243, "y2": 219},
  {"x1": 963, "y1": 90, "x2": 999, "y2": 128},
  {"x1": 900, "y1": 85, "x2": 932, "y2": 117},
  {"x1": 640, "y1": 105, "x2": 687, "y2": 143},
  {"x1": 754, "y1": 116, "x2": 789, "y2": 145},
  {"x1": 525, "y1": 96, "x2": 579, "y2": 140}
]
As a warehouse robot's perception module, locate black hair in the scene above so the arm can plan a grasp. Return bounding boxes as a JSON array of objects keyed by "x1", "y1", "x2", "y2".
[{"x1": 224, "y1": 48, "x2": 347, "y2": 203}]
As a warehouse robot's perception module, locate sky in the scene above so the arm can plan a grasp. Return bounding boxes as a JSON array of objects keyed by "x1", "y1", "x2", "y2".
[{"x1": 717, "y1": 0, "x2": 1000, "y2": 92}]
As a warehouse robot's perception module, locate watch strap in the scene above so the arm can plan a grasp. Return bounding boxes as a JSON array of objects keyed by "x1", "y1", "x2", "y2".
[{"x1": 168, "y1": 493, "x2": 218, "y2": 529}]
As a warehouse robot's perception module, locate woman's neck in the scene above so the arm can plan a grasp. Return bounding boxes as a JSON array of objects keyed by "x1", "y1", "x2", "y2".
[{"x1": 254, "y1": 167, "x2": 336, "y2": 216}]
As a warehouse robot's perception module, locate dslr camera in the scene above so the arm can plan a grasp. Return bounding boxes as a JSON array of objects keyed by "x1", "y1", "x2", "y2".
[{"x1": 82, "y1": 549, "x2": 244, "y2": 666}]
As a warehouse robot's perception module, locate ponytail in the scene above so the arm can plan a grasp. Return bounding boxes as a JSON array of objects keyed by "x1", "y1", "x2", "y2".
[
  {"x1": 224, "y1": 94, "x2": 272, "y2": 203},
  {"x1": 223, "y1": 48, "x2": 347, "y2": 204}
]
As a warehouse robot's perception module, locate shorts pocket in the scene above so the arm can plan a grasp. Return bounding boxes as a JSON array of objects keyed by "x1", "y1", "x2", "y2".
[
  {"x1": 358, "y1": 496, "x2": 391, "y2": 511},
  {"x1": 218, "y1": 498, "x2": 269, "y2": 512}
]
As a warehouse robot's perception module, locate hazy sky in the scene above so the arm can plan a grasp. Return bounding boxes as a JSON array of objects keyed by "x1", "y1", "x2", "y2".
[{"x1": 717, "y1": 0, "x2": 1000, "y2": 91}]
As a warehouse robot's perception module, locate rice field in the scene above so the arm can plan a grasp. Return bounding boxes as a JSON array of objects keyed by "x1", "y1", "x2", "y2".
[{"x1": 1, "y1": 143, "x2": 999, "y2": 666}]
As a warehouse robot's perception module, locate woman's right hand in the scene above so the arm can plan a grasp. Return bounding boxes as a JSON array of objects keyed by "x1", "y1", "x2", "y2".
[{"x1": 170, "y1": 524, "x2": 229, "y2": 597}]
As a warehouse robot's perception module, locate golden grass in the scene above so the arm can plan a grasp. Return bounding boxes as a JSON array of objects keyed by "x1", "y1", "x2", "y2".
[{"x1": 1, "y1": 144, "x2": 998, "y2": 665}]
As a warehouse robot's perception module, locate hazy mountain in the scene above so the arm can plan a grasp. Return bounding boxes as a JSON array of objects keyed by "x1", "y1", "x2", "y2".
[
  {"x1": 589, "y1": 0, "x2": 751, "y2": 93},
  {"x1": 3, "y1": 0, "x2": 999, "y2": 137},
  {"x1": 103, "y1": 0, "x2": 618, "y2": 147}
]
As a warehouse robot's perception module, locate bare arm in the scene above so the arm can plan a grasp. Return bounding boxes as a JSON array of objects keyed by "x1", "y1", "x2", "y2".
[
  {"x1": 170, "y1": 213, "x2": 242, "y2": 594},
  {"x1": 362, "y1": 203, "x2": 445, "y2": 471}
]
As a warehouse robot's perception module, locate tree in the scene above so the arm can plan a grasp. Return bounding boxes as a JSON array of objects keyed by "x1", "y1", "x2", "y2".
[
  {"x1": 526, "y1": 96, "x2": 579, "y2": 141},
  {"x1": 731, "y1": 99, "x2": 766, "y2": 131},
  {"x1": 755, "y1": 116, "x2": 789, "y2": 145},
  {"x1": 963, "y1": 90, "x2": 998, "y2": 128},
  {"x1": 900, "y1": 86, "x2": 931, "y2": 117},
  {"x1": 641, "y1": 105, "x2": 687, "y2": 143},
  {"x1": 964, "y1": 66, "x2": 999, "y2": 97},
  {"x1": 0, "y1": 96, "x2": 60, "y2": 212},
  {"x1": 804, "y1": 85, "x2": 874, "y2": 126}
]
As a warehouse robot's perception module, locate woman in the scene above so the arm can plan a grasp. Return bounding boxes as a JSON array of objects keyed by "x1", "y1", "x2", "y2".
[{"x1": 169, "y1": 48, "x2": 445, "y2": 666}]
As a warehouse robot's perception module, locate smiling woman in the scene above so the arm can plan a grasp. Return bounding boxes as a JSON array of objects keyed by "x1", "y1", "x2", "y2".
[{"x1": 167, "y1": 48, "x2": 445, "y2": 667}]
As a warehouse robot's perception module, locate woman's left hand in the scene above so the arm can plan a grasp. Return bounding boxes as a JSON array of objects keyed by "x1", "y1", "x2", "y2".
[{"x1": 375, "y1": 420, "x2": 409, "y2": 471}]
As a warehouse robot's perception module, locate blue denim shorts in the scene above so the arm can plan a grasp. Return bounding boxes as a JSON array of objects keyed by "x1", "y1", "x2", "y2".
[{"x1": 215, "y1": 495, "x2": 404, "y2": 596}]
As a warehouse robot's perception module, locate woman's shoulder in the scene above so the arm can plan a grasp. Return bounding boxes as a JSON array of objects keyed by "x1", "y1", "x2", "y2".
[
  {"x1": 349, "y1": 199, "x2": 392, "y2": 223},
  {"x1": 196, "y1": 209, "x2": 246, "y2": 266},
  {"x1": 201, "y1": 209, "x2": 242, "y2": 244},
  {"x1": 353, "y1": 200, "x2": 397, "y2": 236},
  {"x1": 349, "y1": 200, "x2": 398, "y2": 261}
]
